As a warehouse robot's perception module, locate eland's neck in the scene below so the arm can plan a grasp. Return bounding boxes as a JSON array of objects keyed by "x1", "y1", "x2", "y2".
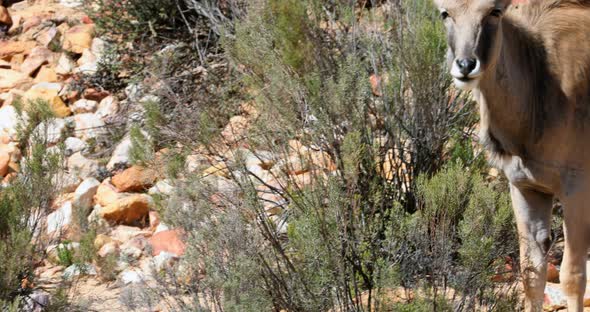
[{"x1": 476, "y1": 17, "x2": 560, "y2": 157}]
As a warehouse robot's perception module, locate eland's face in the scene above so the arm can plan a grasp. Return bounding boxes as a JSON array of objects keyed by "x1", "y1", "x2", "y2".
[{"x1": 434, "y1": 0, "x2": 511, "y2": 90}]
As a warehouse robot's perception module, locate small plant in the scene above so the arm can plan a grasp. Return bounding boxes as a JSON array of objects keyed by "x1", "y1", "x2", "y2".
[{"x1": 56, "y1": 242, "x2": 75, "y2": 267}]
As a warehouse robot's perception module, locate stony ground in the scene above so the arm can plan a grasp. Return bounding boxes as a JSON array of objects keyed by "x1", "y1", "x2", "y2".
[{"x1": 0, "y1": 0, "x2": 590, "y2": 311}]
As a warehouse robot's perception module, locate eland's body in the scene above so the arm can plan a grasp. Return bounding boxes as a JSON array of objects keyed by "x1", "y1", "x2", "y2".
[{"x1": 433, "y1": 0, "x2": 590, "y2": 310}]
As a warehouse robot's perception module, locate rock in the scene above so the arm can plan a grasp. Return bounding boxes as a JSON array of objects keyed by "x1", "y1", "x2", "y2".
[
  {"x1": 370, "y1": 74, "x2": 382, "y2": 97},
  {"x1": 20, "y1": 47, "x2": 56, "y2": 77},
  {"x1": 0, "y1": 68, "x2": 32, "y2": 91},
  {"x1": 75, "y1": 48, "x2": 97, "y2": 70},
  {"x1": 0, "y1": 6, "x2": 11, "y2": 26},
  {"x1": 36, "y1": 26, "x2": 60, "y2": 48},
  {"x1": 62, "y1": 263, "x2": 97, "y2": 280},
  {"x1": 73, "y1": 113, "x2": 105, "y2": 140},
  {"x1": 34, "y1": 65, "x2": 58, "y2": 83},
  {"x1": 73, "y1": 177, "x2": 100, "y2": 211},
  {"x1": 34, "y1": 118, "x2": 66, "y2": 145},
  {"x1": 64, "y1": 137, "x2": 88, "y2": 154},
  {"x1": 544, "y1": 283, "x2": 566, "y2": 310},
  {"x1": 149, "y1": 229, "x2": 186, "y2": 256},
  {"x1": 547, "y1": 263, "x2": 560, "y2": 283},
  {"x1": 0, "y1": 105, "x2": 19, "y2": 138},
  {"x1": 71, "y1": 99, "x2": 98, "y2": 114},
  {"x1": 148, "y1": 210, "x2": 160, "y2": 231},
  {"x1": 109, "y1": 225, "x2": 150, "y2": 244},
  {"x1": 62, "y1": 24, "x2": 95, "y2": 54},
  {"x1": 107, "y1": 136, "x2": 132, "y2": 170},
  {"x1": 99, "y1": 194, "x2": 153, "y2": 224},
  {"x1": 55, "y1": 53, "x2": 76, "y2": 75},
  {"x1": 120, "y1": 270, "x2": 145, "y2": 284},
  {"x1": 55, "y1": 171, "x2": 81, "y2": 192},
  {"x1": 67, "y1": 152, "x2": 99, "y2": 180},
  {"x1": 23, "y1": 87, "x2": 70, "y2": 117},
  {"x1": 221, "y1": 115, "x2": 250, "y2": 144},
  {"x1": 60, "y1": 0, "x2": 83, "y2": 8},
  {"x1": 83, "y1": 88, "x2": 109, "y2": 101},
  {"x1": 185, "y1": 154, "x2": 209, "y2": 173},
  {"x1": 0, "y1": 150, "x2": 8, "y2": 177},
  {"x1": 155, "y1": 222, "x2": 170, "y2": 234},
  {"x1": 23, "y1": 290, "x2": 50, "y2": 312},
  {"x1": 94, "y1": 179, "x2": 126, "y2": 207},
  {"x1": 94, "y1": 233, "x2": 113, "y2": 249},
  {"x1": 0, "y1": 41, "x2": 36, "y2": 60},
  {"x1": 120, "y1": 236, "x2": 148, "y2": 262},
  {"x1": 148, "y1": 179, "x2": 174, "y2": 196},
  {"x1": 98, "y1": 241, "x2": 118, "y2": 258},
  {"x1": 46, "y1": 201, "x2": 73, "y2": 234},
  {"x1": 91, "y1": 38, "x2": 106, "y2": 59},
  {"x1": 152, "y1": 251, "x2": 179, "y2": 272},
  {"x1": 95, "y1": 95, "x2": 118, "y2": 119},
  {"x1": 111, "y1": 165, "x2": 158, "y2": 192}
]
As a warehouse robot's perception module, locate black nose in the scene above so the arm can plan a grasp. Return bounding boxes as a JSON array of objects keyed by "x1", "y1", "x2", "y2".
[{"x1": 456, "y1": 58, "x2": 477, "y2": 76}]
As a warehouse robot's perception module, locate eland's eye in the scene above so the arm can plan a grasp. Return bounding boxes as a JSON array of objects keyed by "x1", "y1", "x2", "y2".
[
  {"x1": 441, "y1": 10, "x2": 450, "y2": 20},
  {"x1": 490, "y1": 9, "x2": 503, "y2": 17}
]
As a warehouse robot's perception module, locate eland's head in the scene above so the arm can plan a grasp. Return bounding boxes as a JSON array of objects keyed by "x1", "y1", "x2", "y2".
[{"x1": 434, "y1": 0, "x2": 514, "y2": 90}]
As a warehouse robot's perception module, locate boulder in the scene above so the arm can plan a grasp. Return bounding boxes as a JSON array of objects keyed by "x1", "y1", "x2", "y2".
[
  {"x1": 35, "y1": 26, "x2": 60, "y2": 48},
  {"x1": 20, "y1": 47, "x2": 56, "y2": 77},
  {"x1": 64, "y1": 137, "x2": 88, "y2": 154},
  {"x1": 67, "y1": 152, "x2": 99, "y2": 180},
  {"x1": 0, "y1": 41, "x2": 36, "y2": 60},
  {"x1": 99, "y1": 194, "x2": 153, "y2": 224},
  {"x1": 95, "y1": 95, "x2": 118, "y2": 119},
  {"x1": 0, "y1": 68, "x2": 32, "y2": 91},
  {"x1": 62, "y1": 24, "x2": 94, "y2": 54},
  {"x1": 72, "y1": 177, "x2": 100, "y2": 211},
  {"x1": 34, "y1": 118, "x2": 67, "y2": 145},
  {"x1": 221, "y1": 115, "x2": 249, "y2": 144},
  {"x1": 46, "y1": 201, "x2": 73, "y2": 234},
  {"x1": 107, "y1": 136, "x2": 132, "y2": 170},
  {"x1": 109, "y1": 225, "x2": 150, "y2": 244},
  {"x1": 0, "y1": 150, "x2": 8, "y2": 177},
  {"x1": 0, "y1": 105, "x2": 19, "y2": 138},
  {"x1": 94, "y1": 179, "x2": 126, "y2": 207},
  {"x1": 94, "y1": 233, "x2": 114, "y2": 249},
  {"x1": 111, "y1": 165, "x2": 158, "y2": 192},
  {"x1": 55, "y1": 53, "x2": 76, "y2": 75},
  {"x1": 97, "y1": 241, "x2": 118, "y2": 258},
  {"x1": 0, "y1": 6, "x2": 11, "y2": 27},
  {"x1": 70, "y1": 99, "x2": 98, "y2": 114},
  {"x1": 23, "y1": 87, "x2": 71, "y2": 117},
  {"x1": 34, "y1": 65, "x2": 58, "y2": 83},
  {"x1": 149, "y1": 229, "x2": 186, "y2": 256},
  {"x1": 73, "y1": 113, "x2": 105, "y2": 140}
]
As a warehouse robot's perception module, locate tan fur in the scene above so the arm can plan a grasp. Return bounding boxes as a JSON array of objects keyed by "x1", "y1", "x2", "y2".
[{"x1": 433, "y1": 0, "x2": 590, "y2": 311}]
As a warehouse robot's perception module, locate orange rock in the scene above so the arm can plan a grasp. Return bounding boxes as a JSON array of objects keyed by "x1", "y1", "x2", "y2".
[
  {"x1": 99, "y1": 194, "x2": 152, "y2": 224},
  {"x1": 94, "y1": 179, "x2": 126, "y2": 207},
  {"x1": 149, "y1": 210, "x2": 160, "y2": 231},
  {"x1": 370, "y1": 74, "x2": 382, "y2": 96},
  {"x1": 62, "y1": 24, "x2": 95, "y2": 54},
  {"x1": 547, "y1": 263, "x2": 560, "y2": 283},
  {"x1": 149, "y1": 229, "x2": 186, "y2": 256},
  {"x1": 0, "y1": 150, "x2": 9, "y2": 177},
  {"x1": 111, "y1": 165, "x2": 158, "y2": 192},
  {"x1": 34, "y1": 65, "x2": 58, "y2": 83},
  {"x1": 0, "y1": 41, "x2": 36, "y2": 60},
  {"x1": 0, "y1": 6, "x2": 12, "y2": 26},
  {"x1": 23, "y1": 87, "x2": 71, "y2": 117},
  {"x1": 82, "y1": 88, "x2": 109, "y2": 101}
]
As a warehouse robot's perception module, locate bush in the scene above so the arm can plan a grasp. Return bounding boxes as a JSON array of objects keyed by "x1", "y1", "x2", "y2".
[
  {"x1": 0, "y1": 100, "x2": 65, "y2": 309},
  {"x1": 92, "y1": 0, "x2": 522, "y2": 310}
]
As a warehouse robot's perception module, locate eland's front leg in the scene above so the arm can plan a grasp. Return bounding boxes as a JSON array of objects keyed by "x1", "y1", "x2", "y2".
[
  {"x1": 510, "y1": 184, "x2": 553, "y2": 312},
  {"x1": 560, "y1": 193, "x2": 589, "y2": 312}
]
